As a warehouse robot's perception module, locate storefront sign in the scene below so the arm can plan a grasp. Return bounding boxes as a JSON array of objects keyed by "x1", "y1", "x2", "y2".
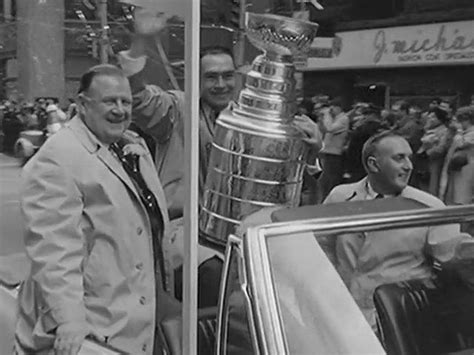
[{"x1": 306, "y1": 20, "x2": 474, "y2": 70}]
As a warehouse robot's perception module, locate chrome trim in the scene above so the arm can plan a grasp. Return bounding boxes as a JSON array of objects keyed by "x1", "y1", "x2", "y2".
[
  {"x1": 244, "y1": 204, "x2": 474, "y2": 355},
  {"x1": 246, "y1": 227, "x2": 288, "y2": 354},
  {"x1": 216, "y1": 235, "x2": 241, "y2": 355},
  {"x1": 258, "y1": 204, "x2": 474, "y2": 238},
  {"x1": 240, "y1": 242, "x2": 262, "y2": 355},
  {"x1": 216, "y1": 234, "x2": 261, "y2": 355}
]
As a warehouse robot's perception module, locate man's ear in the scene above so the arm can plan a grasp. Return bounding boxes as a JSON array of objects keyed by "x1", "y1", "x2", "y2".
[
  {"x1": 76, "y1": 94, "x2": 87, "y2": 115},
  {"x1": 366, "y1": 156, "x2": 379, "y2": 173}
]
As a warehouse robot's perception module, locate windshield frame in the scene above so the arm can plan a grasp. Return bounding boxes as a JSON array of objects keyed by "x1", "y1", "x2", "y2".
[{"x1": 243, "y1": 204, "x2": 474, "y2": 354}]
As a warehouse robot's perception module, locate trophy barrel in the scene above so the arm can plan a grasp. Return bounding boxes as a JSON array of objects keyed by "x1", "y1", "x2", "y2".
[{"x1": 199, "y1": 108, "x2": 308, "y2": 244}]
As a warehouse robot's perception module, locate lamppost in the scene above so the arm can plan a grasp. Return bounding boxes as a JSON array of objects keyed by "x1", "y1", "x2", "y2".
[{"x1": 98, "y1": 0, "x2": 108, "y2": 64}]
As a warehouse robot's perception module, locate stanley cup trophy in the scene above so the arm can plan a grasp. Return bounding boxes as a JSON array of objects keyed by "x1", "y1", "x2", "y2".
[{"x1": 200, "y1": 12, "x2": 319, "y2": 245}]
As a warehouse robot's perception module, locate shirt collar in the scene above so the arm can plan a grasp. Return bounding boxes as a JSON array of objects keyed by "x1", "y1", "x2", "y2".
[
  {"x1": 200, "y1": 100, "x2": 219, "y2": 122},
  {"x1": 365, "y1": 179, "x2": 403, "y2": 199},
  {"x1": 365, "y1": 180, "x2": 379, "y2": 200}
]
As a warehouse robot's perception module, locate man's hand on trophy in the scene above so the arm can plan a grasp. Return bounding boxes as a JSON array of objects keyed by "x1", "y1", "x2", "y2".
[{"x1": 294, "y1": 114, "x2": 323, "y2": 150}]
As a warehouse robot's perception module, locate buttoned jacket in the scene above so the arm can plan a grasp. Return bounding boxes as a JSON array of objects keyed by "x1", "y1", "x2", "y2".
[{"x1": 15, "y1": 117, "x2": 172, "y2": 354}]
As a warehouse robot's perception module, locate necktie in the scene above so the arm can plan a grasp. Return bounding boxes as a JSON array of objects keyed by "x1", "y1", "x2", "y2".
[{"x1": 110, "y1": 143, "x2": 166, "y2": 290}]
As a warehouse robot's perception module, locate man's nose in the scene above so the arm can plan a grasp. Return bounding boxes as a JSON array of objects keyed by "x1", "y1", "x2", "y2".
[
  {"x1": 113, "y1": 100, "x2": 126, "y2": 113},
  {"x1": 404, "y1": 158, "x2": 413, "y2": 170},
  {"x1": 215, "y1": 75, "x2": 226, "y2": 87}
]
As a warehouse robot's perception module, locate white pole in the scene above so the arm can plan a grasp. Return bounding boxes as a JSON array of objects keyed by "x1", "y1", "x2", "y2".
[
  {"x1": 182, "y1": 0, "x2": 200, "y2": 353},
  {"x1": 3, "y1": 0, "x2": 12, "y2": 21},
  {"x1": 98, "y1": 0, "x2": 108, "y2": 64}
]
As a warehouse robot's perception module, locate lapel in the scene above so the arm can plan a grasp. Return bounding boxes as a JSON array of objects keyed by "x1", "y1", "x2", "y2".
[
  {"x1": 68, "y1": 116, "x2": 141, "y2": 202},
  {"x1": 345, "y1": 177, "x2": 369, "y2": 201}
]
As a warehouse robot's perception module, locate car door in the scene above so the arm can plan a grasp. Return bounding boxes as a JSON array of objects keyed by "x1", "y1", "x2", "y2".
[{"x1": 216, "y1": 202, "x2": 474, "y2": 355}]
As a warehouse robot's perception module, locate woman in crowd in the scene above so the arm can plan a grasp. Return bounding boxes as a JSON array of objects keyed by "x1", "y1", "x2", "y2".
[
  {"x1": 440, "y1": 106, "x2": 474, "y2": 206},
  {"x1": 418, "y1": 107, "x2": 453, "y2": 197}
]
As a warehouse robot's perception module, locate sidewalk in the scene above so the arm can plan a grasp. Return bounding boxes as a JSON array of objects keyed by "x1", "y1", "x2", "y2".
[{"x1": 0, "y1": 152, "x2": 24, "y2": 257}]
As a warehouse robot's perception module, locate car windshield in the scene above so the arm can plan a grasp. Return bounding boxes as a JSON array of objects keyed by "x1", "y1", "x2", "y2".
[{"x1": 244, "y1": 202, "x2": 474, "y2": 354}]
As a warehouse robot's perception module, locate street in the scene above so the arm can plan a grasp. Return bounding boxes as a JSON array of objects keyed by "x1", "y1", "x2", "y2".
[{"x1": 0, "y1": 152, "x2": 29, "y2": 285}]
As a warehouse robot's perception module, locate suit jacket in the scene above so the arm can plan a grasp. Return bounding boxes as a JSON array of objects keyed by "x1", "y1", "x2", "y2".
[
  {"x1": 15, "y1": 117, "x2": 174, "y2": 354},
  {"x1": 324, "y1": 177, "x2": 461, "y2": 327}
]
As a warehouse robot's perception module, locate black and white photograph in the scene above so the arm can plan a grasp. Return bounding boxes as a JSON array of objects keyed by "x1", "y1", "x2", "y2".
[{"x1": 0, "y1": 0, "x2": 473, "y2": 354}]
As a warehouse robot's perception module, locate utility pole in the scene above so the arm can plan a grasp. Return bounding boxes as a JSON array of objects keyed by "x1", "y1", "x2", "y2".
[
  {"x1": 17, "y1": 0, "x2": 65, "y2": 104},
  {"x1": 235, "y1": 0, "x2": 246, "y2": 68},
  {"x1": 3, "y1": 0, "x2": 12, "y2": 21},
  {"x1": 98, "y1": 0, "x2": 108, "y2": 64}
]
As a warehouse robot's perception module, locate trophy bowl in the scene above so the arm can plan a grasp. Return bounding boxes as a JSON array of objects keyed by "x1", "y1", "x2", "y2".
[{"x1": 245, "y1": 12, "x2": 319, "y2": 58}]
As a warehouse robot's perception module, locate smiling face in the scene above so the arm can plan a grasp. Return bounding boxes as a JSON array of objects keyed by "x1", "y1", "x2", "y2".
[
  {"x1": 200, "y1": 53, "x2": 236, "y2": 111},
  {"x1": 79, "y1": 74, "x2": 132, "y2": 145},
  {"x1": 368, "y1": 136, "x2": 413, "y2": 195}
]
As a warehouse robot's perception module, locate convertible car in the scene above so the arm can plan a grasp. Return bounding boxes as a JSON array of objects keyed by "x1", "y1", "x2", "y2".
[{"x1": 1, "y1": 198, "x2": 474, "y2": 354}]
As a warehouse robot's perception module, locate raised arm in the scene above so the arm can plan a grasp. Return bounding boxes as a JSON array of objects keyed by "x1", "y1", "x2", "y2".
[{"x1": 118, "y1": 8, "x2": 182, "y2": 143}]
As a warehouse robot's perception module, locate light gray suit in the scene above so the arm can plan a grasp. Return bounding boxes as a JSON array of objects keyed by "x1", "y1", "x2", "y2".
[{"x1": 15, "y1": 116, "x2": 176, "y2": 354}]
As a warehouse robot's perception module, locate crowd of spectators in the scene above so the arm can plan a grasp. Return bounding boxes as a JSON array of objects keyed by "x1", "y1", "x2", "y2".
[
  {"x1": 0, "y1": 98, "x2": 72, "y2": 153},
  {"x1": 300, "y1": 94, "x2": 474, "y2": 208}
]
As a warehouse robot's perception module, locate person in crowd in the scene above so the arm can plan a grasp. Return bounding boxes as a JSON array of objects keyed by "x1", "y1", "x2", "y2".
[
  {"x1": 300, "y1": 99, "x2": 324, "y2": 205},
  {"x1": 440, "y1": 106, "x2": 474, "y2": 207},
  {"x1": 344, "y1": 104, "x2": 384, "y2": 183},
  {"x1": 317, "y1": 96, "x2": 350, "y2": 202},
  {"x1": 118, "y1": 7, "x2": 322, "y2": 306},
  {"x1": 15, "y1": 64, "x2": 177, "y2": 354},
  {"x1": 45, "y1": 104, "x2": 64, "y2": 134},
  {"x1": 391, "y1": 99, "x2": 410, "y2": 116},
  {"x1": 379, "y1": 109, "x2": 401, "y2": 131},
  {"x1": 394, "y1": 102, "x2": 425, "y2": 188},
  {"x1": 323, "y1": 131, "x2": 473, "y2": 328},
  {"x1": 418, "y1": 107, "x2": 453, "y2": 197},
  {"x1": 22, "y1": 103, "x2": 39, "y2": 130},
  {"x1": 346, "y1": 102, "x2": 369, "y2": 128},
  {"x1": 297, "y1": 97, "x2": 317, "y2": 120},
  {"x1": 429, "y1": 97, "x2": 442, "y2": 110},
  {"x1": 67, "y1": 102, "x2": 78, "y2": 121},
  {"x1": 440, "y1": 99, "x2": 454, "y2": 118}
]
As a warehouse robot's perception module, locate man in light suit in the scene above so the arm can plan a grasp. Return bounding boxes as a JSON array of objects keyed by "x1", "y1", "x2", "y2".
[
  {"x1": 15, "y1": 64, "x2": 176, "y2": 354},
  {"x1": 324, "y1": 131, "x2": 473, "y2": 328}
]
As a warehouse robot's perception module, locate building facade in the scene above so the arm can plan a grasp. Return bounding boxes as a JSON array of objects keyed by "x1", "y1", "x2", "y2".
[{"x1": 301, "y1": 0, "x2": 474, "y2": 109}]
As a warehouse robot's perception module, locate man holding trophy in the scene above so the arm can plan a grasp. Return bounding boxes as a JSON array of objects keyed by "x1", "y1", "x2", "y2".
[{"x1": 119, "y1": 4, "x2": 323, "y2": 307}]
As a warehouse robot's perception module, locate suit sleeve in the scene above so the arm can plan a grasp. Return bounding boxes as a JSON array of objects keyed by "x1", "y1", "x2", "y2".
[
  {"x1": 21, "y1": 152, "x2": 86, "y2": 331},
  {"x1": 119, "y1": 50, "x2": 183, "y2": 143}
]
